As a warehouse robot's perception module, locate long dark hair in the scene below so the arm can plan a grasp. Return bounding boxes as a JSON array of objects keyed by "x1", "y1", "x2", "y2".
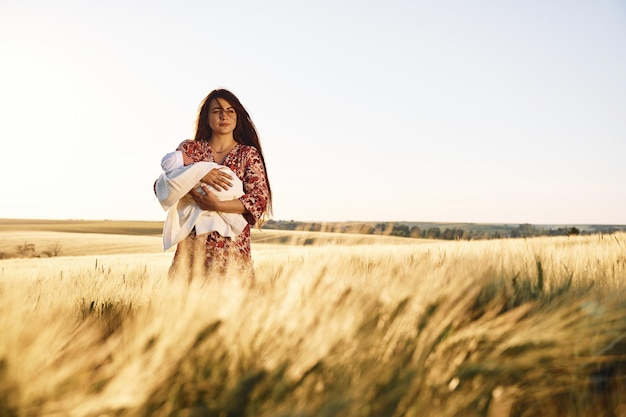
[{"x1": 194, "y1": 89, "x2": 272, "y2": 220}]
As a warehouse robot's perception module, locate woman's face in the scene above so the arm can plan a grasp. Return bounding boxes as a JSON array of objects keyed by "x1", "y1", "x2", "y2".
[{"x1": 208, "y1": 98, "x2": 237, "y2": 136}]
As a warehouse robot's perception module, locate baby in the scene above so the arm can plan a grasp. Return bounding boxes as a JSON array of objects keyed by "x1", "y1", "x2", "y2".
[{"x1": 155, "y1": 149, "x2": 247, "y2": 251}]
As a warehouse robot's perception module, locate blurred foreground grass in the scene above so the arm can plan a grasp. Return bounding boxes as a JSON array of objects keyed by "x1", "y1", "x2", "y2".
[{"x1": 1, "y1": 232, "x2": 625, "y2": 416}]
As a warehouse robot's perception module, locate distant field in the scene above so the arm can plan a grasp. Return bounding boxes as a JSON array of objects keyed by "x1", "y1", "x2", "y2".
[
  {"x1": 0, "y1": 218, "x2": 164, "y2": 235},
  {"x1": 0, "y1": 219, "x2": 420, "y2": 258}
]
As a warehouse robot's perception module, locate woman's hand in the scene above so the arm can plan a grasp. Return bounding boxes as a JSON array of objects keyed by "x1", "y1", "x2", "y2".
[
  {"x1": 190, "y1": 185, "x2": 247, "y2": 214},
  {"x1": 201, "y1": 168, "x2": 233, "y2": 191},
  {"x1": 189, "y1": 185, "x2": 222, "y2": 211}
]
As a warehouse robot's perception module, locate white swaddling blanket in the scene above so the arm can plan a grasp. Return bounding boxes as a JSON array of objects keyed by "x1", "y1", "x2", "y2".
[{"x1": 155, "y1": 162, "x2": 247, "y2": 250}]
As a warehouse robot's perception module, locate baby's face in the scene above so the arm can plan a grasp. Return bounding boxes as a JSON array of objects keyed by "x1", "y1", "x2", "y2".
[{"x1": 182, "y1": 152, "x2": 194, "y2": 166}]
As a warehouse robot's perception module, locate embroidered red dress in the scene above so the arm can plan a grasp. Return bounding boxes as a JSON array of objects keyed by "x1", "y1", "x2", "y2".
[{"x1": 169, "y1": 139, "x2": 269, "y2": 280}]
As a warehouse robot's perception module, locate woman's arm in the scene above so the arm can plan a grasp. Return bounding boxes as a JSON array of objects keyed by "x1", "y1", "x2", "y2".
[{"x1": 238, "y1": 148, "x2": 269, "y2": 223}]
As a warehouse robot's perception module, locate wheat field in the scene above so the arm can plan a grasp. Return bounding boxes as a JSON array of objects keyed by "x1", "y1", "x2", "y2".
[{"x1": 1, "y1": 223, "x2": 625, "y2": 416}]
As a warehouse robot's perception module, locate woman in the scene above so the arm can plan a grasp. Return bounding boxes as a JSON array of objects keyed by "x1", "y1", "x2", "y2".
[{"x1": 168, "y1": 89, "x2": 272, "y2": 281}]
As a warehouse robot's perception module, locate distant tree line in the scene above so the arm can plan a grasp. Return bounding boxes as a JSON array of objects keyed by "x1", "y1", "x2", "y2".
[{"x1": 263, "y1": 220, "x2": 626, "y2": 241}]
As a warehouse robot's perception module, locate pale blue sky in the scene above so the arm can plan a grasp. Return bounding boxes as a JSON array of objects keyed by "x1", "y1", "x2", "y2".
[{"x1": 1, "y1": 0, "x2": 625, "y2": 224}]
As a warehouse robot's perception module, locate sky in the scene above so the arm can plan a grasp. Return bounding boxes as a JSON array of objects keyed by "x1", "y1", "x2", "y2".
[{"x1": 1, "y1": 0, "x2": 625, "y2": 225}]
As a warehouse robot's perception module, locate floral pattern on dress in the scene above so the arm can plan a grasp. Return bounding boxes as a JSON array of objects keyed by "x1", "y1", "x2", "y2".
[{"x1": 170, "y1": 139, "x2": 269, "y2": 279}]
